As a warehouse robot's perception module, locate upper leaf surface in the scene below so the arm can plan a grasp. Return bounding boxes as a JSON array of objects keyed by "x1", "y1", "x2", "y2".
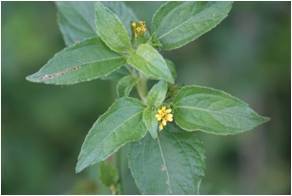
[
  {"x1": 147, "y1": 80, "x2": 168, "y2": 107},
  {"x1": 152, "y1": 2, "x2": 233, "y2": 50},
  {"x1": 173, "y1": 85, "x2": 269, "y2": 135},
  {"x1": 128, "y1": 125, "x2": 205, "y2": 194},
  {"x1": 102, "y1": 2, "x2": 138, "y2": 37},
  {"x1": 57, "y1": 2, "x2": 138, "y2": 46},
  {"x1": 56, "y1": 1, "x2": 96, "y2": 46},
  {"x1": 95, "y1": 2, "x2": 132, "y2": 54},
  {"x1": 76, "y1": 97, "x2": 147, "y2": 173},
  {"x1": 127, "y1": 44, "x2": 174, "y2": 83},
  {"x1": 26, "y1": 38, "x2": 126, "y2": 85}
]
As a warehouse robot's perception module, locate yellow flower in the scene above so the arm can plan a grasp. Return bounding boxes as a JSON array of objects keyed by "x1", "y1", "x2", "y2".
[
  {"x1": 131, "y1": 21, "x2": 147, "y2": 38},
  {"x1": 155, "y1": 106, "x2": 173, "y2": 131}
]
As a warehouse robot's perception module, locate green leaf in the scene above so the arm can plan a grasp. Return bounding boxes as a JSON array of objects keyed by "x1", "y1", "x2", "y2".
[
  {"x1": 143, "y1": 106, "x2": 158, "y2": 139},
  {"x1": 116, "y1": 75, "x2": 138, "y2": 97},
  {"x1": 100, "y1": 67, "x2": 128, "y2": 81},
  {"x1": 95, "y1": 2, "x2": 132, "y2": 54},
  {"x1": 152, "y1": 2, "x2": 233, "y2": 50},
  {"x1": 127, "y1": 43, "x2": 174, "y2": 83},
  {"x1": 76, "y1": 97, "x2": 147, "y2": 173},
  {"x1": 99, "y1": 161, "x2": 119, "y2": 187},
  {"x1": 165, "y1": 59, "x2": 177, "y2": 79},
  {"x1": 173, "y1": 85, "x2": 269, "y2": 135},
  {"x1": 56, "y1": 2, "x2": 96, "y2": 46},
  {"x1": 128, "y1": 125, "x2": 205, "y2": 194},
  {"x1": 102, "y1": 2, "x2": 138, "y2": 37},
  {"x1": 147, "y1": 80, "x2": 168, "y2": 107},
  {"x1": 56, "y1": 2, "x2": 138, "y2": 46},
  {"x1": 26, "y1": 38, "x2": 126, "y2": 85}
]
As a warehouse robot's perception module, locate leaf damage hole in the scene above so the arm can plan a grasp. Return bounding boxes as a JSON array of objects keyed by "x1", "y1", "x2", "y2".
[{"x1": 39, "y1": 65, "x2": 81, "y2": 80}]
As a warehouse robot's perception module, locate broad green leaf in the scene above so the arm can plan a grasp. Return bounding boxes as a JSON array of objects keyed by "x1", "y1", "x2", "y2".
[
  {"x1": 56, "y1": 2, "x2": 96, "y2": 46},
  {"x1": 95, "y1": 2, "x2": 132, "y2": 54},
  {"x1": 76, "y1": 97, "x2": 147, "y2": 173},
  {"x1": 99, "y1": 161, "x2": 119, "y2": 187},
  {"x1": 147, "y1": 80, "x2": 168, "y2": 107},
  {"x1": 116, "y1": 75, "x2": 138, "y2": 97},
  {"x1": 102, "y1": 2, "x2": 138, "y2": 37},
  {"x1": 152, "y1": 2, "x2": 233, "y2": 50},
  {"x1": 165, "y1": 59, "x2": 177, "y2": 79},
  {"x1": 143, "y1": 106, "x2": 158, "y2": 139},
  {"x1": 127, "y1": 44, "x2": 174, "y2": 83},
  {"x1": 129, "y1": 125, "x2": 205, "y2": 194},
  {"x1": 26, "y1": 38, "x2": 126, "y2": 85},
  {"x1": 56, "y1": 2, "x2": 138, "y2": 46},
  {"x1": 173, "y1": 85, "x2": 269, "y2": 135}
]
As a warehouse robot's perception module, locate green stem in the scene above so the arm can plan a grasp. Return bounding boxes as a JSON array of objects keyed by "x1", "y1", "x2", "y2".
[
  {"x1": 136, "y1": 76, "x2": 147, "y2": 103},
  {"x1": 116, "y1": 150, "x2": 123, "y2": 194}
]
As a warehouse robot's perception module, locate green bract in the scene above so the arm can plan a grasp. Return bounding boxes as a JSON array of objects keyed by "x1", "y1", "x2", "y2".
[
  {"x1": 147, "y1": 80, "x2": 168, "y2": 107},
  {"x1": 143, "y1": 106, "x2": 159, "y2": 139},
  {"x1": 26, "y1": 1, "x2": 269, "y2": 195}
]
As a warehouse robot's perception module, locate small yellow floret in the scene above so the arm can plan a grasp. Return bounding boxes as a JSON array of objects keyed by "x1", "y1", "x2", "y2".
[
  {"x1": 131, "y1": 21, "x2": 147, "y2": 38},
  {"x1": 156, "y1": 106, "x2": 173, "y2": 131}
]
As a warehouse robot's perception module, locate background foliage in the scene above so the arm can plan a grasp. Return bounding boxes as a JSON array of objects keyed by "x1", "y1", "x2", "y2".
[{"x1": 2, "y1": 1, "x2": 290, "y2": 194}]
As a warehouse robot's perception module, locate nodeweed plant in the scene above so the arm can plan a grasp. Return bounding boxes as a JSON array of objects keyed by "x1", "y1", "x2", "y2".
[{"x1": 26, "y1": 2, "x2": 269, "y2": 194}]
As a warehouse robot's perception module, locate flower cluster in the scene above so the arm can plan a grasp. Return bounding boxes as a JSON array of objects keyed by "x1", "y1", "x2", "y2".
[
  {"x1": 131, "y1": 21, "x2": 147, "y2": 38},
  {"x1": 155, "y1": 106, "x2": 173, "y2": 131}
]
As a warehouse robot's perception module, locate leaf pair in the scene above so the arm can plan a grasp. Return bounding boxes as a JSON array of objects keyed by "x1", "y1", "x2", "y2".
[
  {"x1": 76, "y1": 83, "x2": 268, "y2": 194},
  {"x1": 27, "y1": 2, "x2": 174, "y2": 85},
  {"x1": 76, "y1": 80, "x2": 169, "y2": 173},
  {"x1": 128, "y1": 84, "x2": 268, "y2": 194}
]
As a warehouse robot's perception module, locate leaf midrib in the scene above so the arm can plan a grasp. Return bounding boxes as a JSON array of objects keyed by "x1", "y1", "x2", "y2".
[
  {"x1": 174, "y1": 104, "x2": 245, "y2": 117},
  {"x1": 157, "y1": 136, "x2": 173, "y2": 194},
  {"x1": 96, "y1": 110, "x2": 143, "y2": 159},
  {"x1": 43, "y1": 56, "x2": 124, "y2": 75},
  {"x1": 157, "y1": 3, "x2": 211, "y2": 40}
]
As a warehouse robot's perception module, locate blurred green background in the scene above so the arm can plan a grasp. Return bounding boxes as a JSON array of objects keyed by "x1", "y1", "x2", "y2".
[{"x1": 2, "y1": 1, "x2": 290, "y2": 194}]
